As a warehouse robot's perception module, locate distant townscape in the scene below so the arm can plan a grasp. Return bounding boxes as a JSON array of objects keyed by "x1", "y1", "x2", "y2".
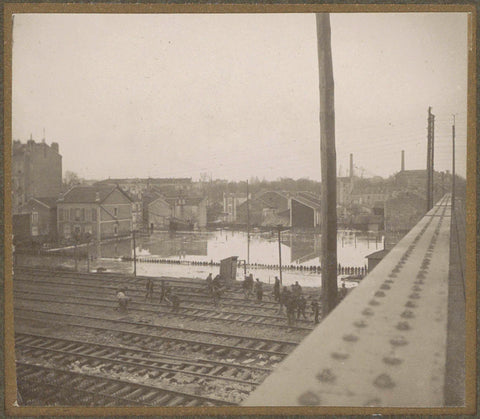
[{"x1": 12, "y1": 137, "x2": 464, "y2": 252}]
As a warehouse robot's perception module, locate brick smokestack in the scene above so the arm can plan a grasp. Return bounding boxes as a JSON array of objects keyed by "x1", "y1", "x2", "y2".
[
  {"x1": 349, "y1": 153, "x2": 353, "y2": 178},
  {"x1": 401, "y1": 150, "x2": 405, "y2": 172}
]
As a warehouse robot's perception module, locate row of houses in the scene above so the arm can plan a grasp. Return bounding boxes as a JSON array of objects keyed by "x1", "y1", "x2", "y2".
[
  {"x1": 13, "y1": 184, "x2": 208, "y2": 245},
  {"x1": 222, "y1": 190, "x2": 322, "y2": 229}
]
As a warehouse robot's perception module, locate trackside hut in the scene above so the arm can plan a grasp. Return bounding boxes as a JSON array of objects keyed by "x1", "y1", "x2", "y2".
[
  {"x1": 290, "y1": 194, "x2": 321, "y2": 229},
  {"x1": 16, "y1": 197, "x2": 58, "y2": 242},
  {"x1": 57, "y1": 185, "x2": 133, "y2": 242}
]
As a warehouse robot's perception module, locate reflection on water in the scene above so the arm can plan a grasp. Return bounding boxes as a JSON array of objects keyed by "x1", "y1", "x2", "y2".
[{"x1": 94, "y1": 230, "x2": 383, "y2": 267}]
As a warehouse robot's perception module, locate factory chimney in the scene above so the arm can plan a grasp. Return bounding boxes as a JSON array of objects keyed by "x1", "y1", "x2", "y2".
[
  {"x1": 349, "y1": 153, "x2": 353, "y2": 178},
  {"x1": 401, "y1": 150, "x2": 405, "y2": 172}
]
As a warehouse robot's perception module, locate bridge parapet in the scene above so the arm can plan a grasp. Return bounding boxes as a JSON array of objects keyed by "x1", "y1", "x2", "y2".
[{"x1": 245, "y1": 195, "x2": 452, "y2": 407}]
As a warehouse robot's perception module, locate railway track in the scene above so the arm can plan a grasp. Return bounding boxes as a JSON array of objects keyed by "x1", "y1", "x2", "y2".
[
  {"x1": 16, "y1": 361, "x2": 235, "y2": 406},
  {"x1": 15, "y1": 308, "x2": 298, "y2": 362},
  {"x1": 16, "y1": 332, "x2": 266, "y2": 387},
  {"x1": 15, "y1": 273, "x2": 284, "y2": 315},
  {"x1": 13, "y1": 267, "x2": 292, "y2": 312},
  {"x1": 13, "y1": 263, "x2": 320, "y2": 406},
  {"x1": 14, "y1": 287, "x2": 314, "y2": 331}
]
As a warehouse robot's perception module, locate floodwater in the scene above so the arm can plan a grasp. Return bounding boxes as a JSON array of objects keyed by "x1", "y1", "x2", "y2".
[{"x1": 86, "y1": 230, "x2": 384, "y2": 288}]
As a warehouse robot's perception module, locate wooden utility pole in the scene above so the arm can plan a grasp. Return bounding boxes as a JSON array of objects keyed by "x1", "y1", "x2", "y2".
[
  {"x1": 452, "y1": 115, "x2": 456, "y2": 210},
  {"x1": 316, "y1": 13, "x2": 338, "y2": 315},
  {"x1": 277, "y1": 225, "x2": 283, "y2": 286},
  {"x1": 87, "y1": 241, "x2": 90, "y2": 272},
  {"x1": 246, "y1": 180, "x2": 250, "y2": 267},
  {"x1": 132, "y1": 230, "x2": 137, "y2": 277},
  {"x1": 426, "y1": 107, "x2": 435, "y2": 211}
]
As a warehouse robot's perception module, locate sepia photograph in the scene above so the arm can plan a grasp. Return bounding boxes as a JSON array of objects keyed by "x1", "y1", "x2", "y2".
[{"x1": 3, "y1": 3, "x2": 476, "y2": 415}]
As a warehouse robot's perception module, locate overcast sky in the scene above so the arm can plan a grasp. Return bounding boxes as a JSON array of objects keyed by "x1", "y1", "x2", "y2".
[{"x1": 12, "y1": 12, "x2": 468, "y2": 181}]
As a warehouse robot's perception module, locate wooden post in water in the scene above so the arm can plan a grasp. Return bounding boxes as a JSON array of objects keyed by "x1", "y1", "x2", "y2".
[{"x1": 316, "y1": 13, "x2": 338, "y2": 315}]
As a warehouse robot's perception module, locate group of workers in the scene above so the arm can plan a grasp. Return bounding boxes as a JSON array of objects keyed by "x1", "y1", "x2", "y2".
[
  {"x1": 205, "y1": 273, "x2": 225, "y2": 307},
  {"x1": 241, "y1": 274, "x2": 265, "y2": 302},
  {"x1": 116, "y1": 278, "x2": 181, "y2": 313},
  {"x1": 242, "y1": 274, "x2": 322, "y2": 326},
  {"x1": 274, "y1": 278, "x2": 321, "y2": 326},
  {"x1": 116, "y1": 272, "x2": 348, "y2": 327}
]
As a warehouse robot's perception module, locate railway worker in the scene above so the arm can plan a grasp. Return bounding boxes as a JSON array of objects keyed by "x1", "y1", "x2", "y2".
[
  {"x1": 170, "y1": 293, "x2": 181, "y2": 312},
  {"x1": 242, "y1": 275, "x2": 249, "y2": 299},
  {"x1": 311, "y1": 298, "x2": 320, "y2": 324},
  {"x1": 116, "y1": 288, "x2": 130, "y2": 313},
  {"x1": 296, "y1": 294, "x2": 307, "y2": 320},
  {"x1": 246, "y1": 274, "x2": 254, "y2": 298},
  {"x1": 277, "y1": 286, "x2": 289, "y2": 314},
  {"x1": 206, "y1": 273, "x2": 213, "y2": 294},
  {"x1": 212, "y1": 283, "x2": 223, "y2": 308},
  {"x1": 292, "y1": 281, "x2": 303, "y2": 298},
  {"x1": 273, "y1": 277, "x2": 281, "y2": 302},
  {"x1": 255, "y1": 278, "x2": 263, "y2": 302},
  {"x1": 145, "y1": 278, "x2": 154, "y2": 302},
  {"x1": 212, "y1": 274, "x2": 222, "y2": 289},
  {"x1": 163, "y1": 283, "x2": 173, "y2": 305},
  {"x1": 285, "y1": 293, "x2": 297, "y2": 326},
  {"x1": 159, "y1": 280, "x2": 167, "y2": 302}
]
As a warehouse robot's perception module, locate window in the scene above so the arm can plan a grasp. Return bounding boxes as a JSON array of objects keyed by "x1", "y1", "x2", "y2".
[
  {"x1": 114, "y1": 207, "x2": 118, "y2": 217},
  {"x1": 31, "y1": 212, "x2": 38, "y2": 226},
  {"x1": 114, "y1": 225, "x2": 118, "y2": 235},
  {"x1": 70, "y1": 208, "x2": 75, "y2": 221},
  {"x1": 75, "y1": 208, "x2": 81, "y2": 221},
  {"x1": 81, "y1": 208, "x2": 85, "y2": 221},
  {"x1": 58, "y1": 209, "x2": 64, "y2": 222},
  {"x1": 92, "y1": 208, "x2": 97, "y2": 221}
]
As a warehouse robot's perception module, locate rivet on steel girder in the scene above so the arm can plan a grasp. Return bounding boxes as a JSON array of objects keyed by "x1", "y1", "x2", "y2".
[
  {"x1": 401, "y1": 310, "x2": 415, "y2": 319},
  {"x1": 369, "y1": 299, "x2": 380, "y2": 306},
  {"x1": 353, "y1": 320, "x2": 368, "y2": 328},
  {"x1": 383, "y1": 356, "x2": 403, "y2": 366},
  {"x1": 390, "y1": 336, "x2": 408, "y2": 346},
  {"x1": 380, "y1": 284, "x2": 391, "y2": 290},
  {"x1": 343, "y1": 334, "x2": 359, "y2": 342},
  {"x1": 375, "y1": 291, "x2": 386, "y2": 297},
  {"x1": 331, "y1": 351, "x2": 349, "y2": 360},
  {"x1": 409, "y1": 293, "x2": 421, "y2": 299},
  {"x1": 396, "y1": 321, "x2": 411, "y2": 331},
  {"x1": 373, "y1": 373, "x2": 396, "y2": 389},
  {"x1": 316, "y1": 368, "x2": 336, "y2": 383},
  {"x1": 412, "y1": 285, "x2": 422, "y2": 292},
  {"x1": 362, "y1": 308, "x2": 374, "y2": 316},
  {"x1": 298, "y1": 390, "x2": 321, "y2": 405}
]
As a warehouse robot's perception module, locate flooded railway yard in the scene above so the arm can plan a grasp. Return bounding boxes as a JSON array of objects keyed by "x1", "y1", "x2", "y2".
[{"x1": 13, "y1": 266, "x2": 322, "y2": 406}]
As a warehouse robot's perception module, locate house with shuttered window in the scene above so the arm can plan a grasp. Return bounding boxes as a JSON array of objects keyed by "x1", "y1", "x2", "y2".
[{"x1": 57, "y1": 185, "x2": 133, "y2": 242}]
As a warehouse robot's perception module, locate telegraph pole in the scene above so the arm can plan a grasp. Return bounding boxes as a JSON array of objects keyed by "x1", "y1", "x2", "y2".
[
  {"x1": 316, "y1": 13, "x2": 338, "y2": 315},
  {"x1": 277, "y1": 225, "x2": 283, "y2": 286},
  {"x1": 246, "y1": 180, "x2": 250, "y2": 267},
  {"x1": 426, "y1": 107, "x2": 435, "y2": 211},
  {"x1": 452, "y1": 115, "x2": 456, "y2": 210},
  {"x1": 132, "y1": 230, "x2": 137, "y2": 277}
]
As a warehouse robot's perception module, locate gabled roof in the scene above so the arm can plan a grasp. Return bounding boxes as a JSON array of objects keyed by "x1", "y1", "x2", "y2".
[
  {"x1": 30, "y1": 197, "x2": 58, "y2": 208},
  {"x1": 164, "y1": 196, "x2": 205, "y2": 206},
  {"x1": 60, "y1": 185, "x2": 132, "y2": 204},
  {"x1": 291, "y1": 194, "x2": 321, "y2": 210}
]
